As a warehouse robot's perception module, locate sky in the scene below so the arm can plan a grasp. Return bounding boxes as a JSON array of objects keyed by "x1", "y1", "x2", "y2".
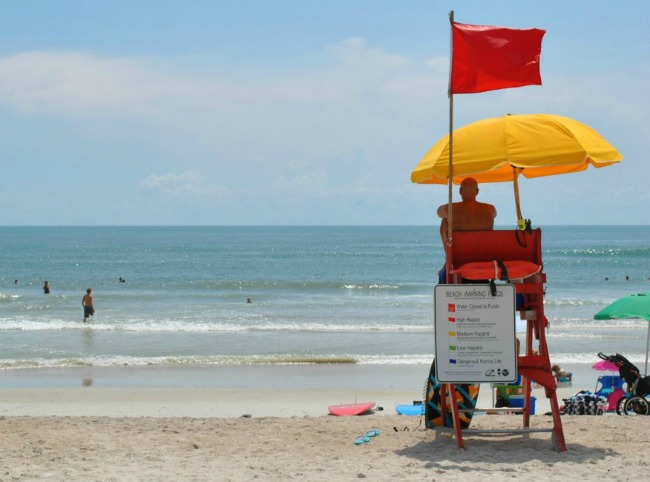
[{"x1": 1, "y1": 0, "x2": 648, "y2": 226}]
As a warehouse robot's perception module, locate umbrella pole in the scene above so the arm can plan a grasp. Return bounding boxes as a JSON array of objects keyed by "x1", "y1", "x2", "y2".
[
  {"x1": 643, "y1": 322, "x2": 650, "y2": 377},
  {"x1": 512, "y1": 167, "x2": 523, "y2": 226}
]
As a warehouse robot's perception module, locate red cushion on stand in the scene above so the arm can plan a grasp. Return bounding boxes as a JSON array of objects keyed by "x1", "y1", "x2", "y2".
[{"x1": 451, "y1": 260, "x2": 541, "y2": 281}]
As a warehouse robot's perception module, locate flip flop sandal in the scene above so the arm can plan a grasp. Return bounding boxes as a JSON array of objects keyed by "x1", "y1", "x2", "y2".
[{"x1": 354, "y1": 436, "x2": 370, "y2": 445}]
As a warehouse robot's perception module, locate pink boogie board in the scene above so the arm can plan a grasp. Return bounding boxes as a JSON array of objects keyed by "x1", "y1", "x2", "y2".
[{"x1": 328, "y1": 402, "x2": 375, "y2": 416}]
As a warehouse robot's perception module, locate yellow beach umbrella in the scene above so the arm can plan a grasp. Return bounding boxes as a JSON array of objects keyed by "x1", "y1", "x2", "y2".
[
  {"x1": 411, "y1": 113, "x2": 622, "y2": 225},
  {"x1": 411, "y1": 113, "x2": 622, "y2": 186}
]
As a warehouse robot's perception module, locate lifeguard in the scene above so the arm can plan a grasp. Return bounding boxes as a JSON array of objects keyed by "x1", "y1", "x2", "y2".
[
  {"x1": 437, "y1": 177, "x2": 496, "y2": 283},
  {"x1": 437, "y1": 177, "x2": 496, "y2": 243}
]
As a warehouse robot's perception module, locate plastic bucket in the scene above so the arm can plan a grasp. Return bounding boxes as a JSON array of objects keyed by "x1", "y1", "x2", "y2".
[{"x1": 509, "y1": 395, "x2": 536, "y2": 415}]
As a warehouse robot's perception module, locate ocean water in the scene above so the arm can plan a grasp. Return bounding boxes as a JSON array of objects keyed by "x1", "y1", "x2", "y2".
[{"x1": 1, "y1": 226, "x2": 649, "y2": 373}]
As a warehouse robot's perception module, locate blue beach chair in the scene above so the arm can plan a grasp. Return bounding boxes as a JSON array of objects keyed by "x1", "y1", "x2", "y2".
[{"x1": 594, "y1": 375, "x2": 625, "y2": 398}]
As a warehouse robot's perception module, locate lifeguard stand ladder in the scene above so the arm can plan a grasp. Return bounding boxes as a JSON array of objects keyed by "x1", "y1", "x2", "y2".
[{"x1": 438, "y1": 228, "x2": 567, "y2": 452}]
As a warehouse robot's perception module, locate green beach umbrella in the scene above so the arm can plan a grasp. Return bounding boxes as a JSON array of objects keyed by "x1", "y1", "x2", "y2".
[{"x1": 594, "y1": 292, "x2": 650, "y2": 376}]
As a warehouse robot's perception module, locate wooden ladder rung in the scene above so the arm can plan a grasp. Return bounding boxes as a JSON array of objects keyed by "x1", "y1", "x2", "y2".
[
  {"x1": 465, "y1": 408, "x2": 524, "y2": 414},
  {"x1": 463, "y1": 428, "x2": 553, "y2": 435}
]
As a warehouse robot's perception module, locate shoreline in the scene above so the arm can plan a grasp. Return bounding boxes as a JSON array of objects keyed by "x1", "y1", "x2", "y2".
[
  {"x1": 0, "y1": 361, "x2": 603, "y2": 388},
  {"x1": 0, "y1": 386, "x2": 579, "y2": 418},
  {"x1": 0, "y1": 363, "x2": 588, "y2": 418}
]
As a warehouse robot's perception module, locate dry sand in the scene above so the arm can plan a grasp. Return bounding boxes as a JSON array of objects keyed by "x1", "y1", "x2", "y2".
[{"x1": 1, "y1": 387, "x2": 648, "y2": 481}]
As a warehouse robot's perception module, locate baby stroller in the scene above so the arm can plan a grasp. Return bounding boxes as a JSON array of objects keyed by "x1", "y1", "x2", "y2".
[{"x1": 597, "y1": 352, "x2": 650, "y2": 415}]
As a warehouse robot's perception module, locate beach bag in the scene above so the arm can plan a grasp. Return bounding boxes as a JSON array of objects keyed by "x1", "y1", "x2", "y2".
[{"x1": 562, "y1": 390, "x2": 607, "y2": 415}]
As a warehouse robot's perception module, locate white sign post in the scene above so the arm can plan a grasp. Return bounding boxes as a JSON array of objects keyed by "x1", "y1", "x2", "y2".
[{"x1": 434, "y1": 284, "x2": 517, "y2": 383}]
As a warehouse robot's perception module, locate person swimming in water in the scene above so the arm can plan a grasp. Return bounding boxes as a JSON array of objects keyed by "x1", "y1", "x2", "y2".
[{"x1": 552, "y1": 364, "x2": 570, "y2": 382}]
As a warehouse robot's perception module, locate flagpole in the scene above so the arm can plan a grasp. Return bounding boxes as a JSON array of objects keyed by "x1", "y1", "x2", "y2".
[
  {"x1": 445, "y1": 11, "x2": 455, "y2": 282},
  {"x1": 447, "y1": 94, "x2": 454, "y2": 241}
]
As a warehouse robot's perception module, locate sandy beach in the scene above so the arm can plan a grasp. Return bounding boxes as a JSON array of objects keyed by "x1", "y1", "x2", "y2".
[
  {"x1": 3, "y1": 412, "x2": 649, "y2": 482},
  {"x1": 1, "y1": 379, "x2": 649, "y2": 481}
]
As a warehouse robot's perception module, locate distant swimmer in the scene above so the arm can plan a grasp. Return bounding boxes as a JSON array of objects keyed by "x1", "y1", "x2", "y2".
[
  {"x1": 43, "y1": 281, "x2": 50, "y2": 294},
  {"x1": 82, "y1": 288, "x2": 95, "y2": 322},
  {"x1": 119, "y1": 277, "x2": 126, "y2": 283},
  {"x1": 247, "y1": 298, "x2": 252, "y2": 303}
]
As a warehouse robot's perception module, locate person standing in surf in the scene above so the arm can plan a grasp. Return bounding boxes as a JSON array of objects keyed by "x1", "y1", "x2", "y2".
[{"x1": 82, "y1": 288, "x2": 95, "y2": 322}]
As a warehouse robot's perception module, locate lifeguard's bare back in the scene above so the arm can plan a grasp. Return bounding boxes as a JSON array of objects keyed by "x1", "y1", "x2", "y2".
[{"x1": 437, "y1": 177, "x2": 497, "y2": 242}]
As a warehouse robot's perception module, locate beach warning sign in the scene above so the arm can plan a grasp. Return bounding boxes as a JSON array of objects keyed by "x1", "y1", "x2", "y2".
[{"x1": 434, "y1": 284, "x2": 517, "y2": 383}]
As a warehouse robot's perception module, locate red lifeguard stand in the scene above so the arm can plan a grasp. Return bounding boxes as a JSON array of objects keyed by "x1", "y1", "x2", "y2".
[{"x1": 437, "y1": 228, "x2": 567, "y2": 452}]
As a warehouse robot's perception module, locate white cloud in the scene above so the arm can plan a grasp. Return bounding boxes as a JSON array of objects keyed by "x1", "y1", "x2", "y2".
[
  {"x1": 327, "y1": 37, "x2": 408, "y2": 70},
  {"x1": 139, "y1": 171, "x2": 228, "y2": 198},
  {"x1": 0, "y1": 51, "x2": 217, "y2": 119},
  {"x1": 0, "y1": 38, "x2": 433, "y2": 117}
]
